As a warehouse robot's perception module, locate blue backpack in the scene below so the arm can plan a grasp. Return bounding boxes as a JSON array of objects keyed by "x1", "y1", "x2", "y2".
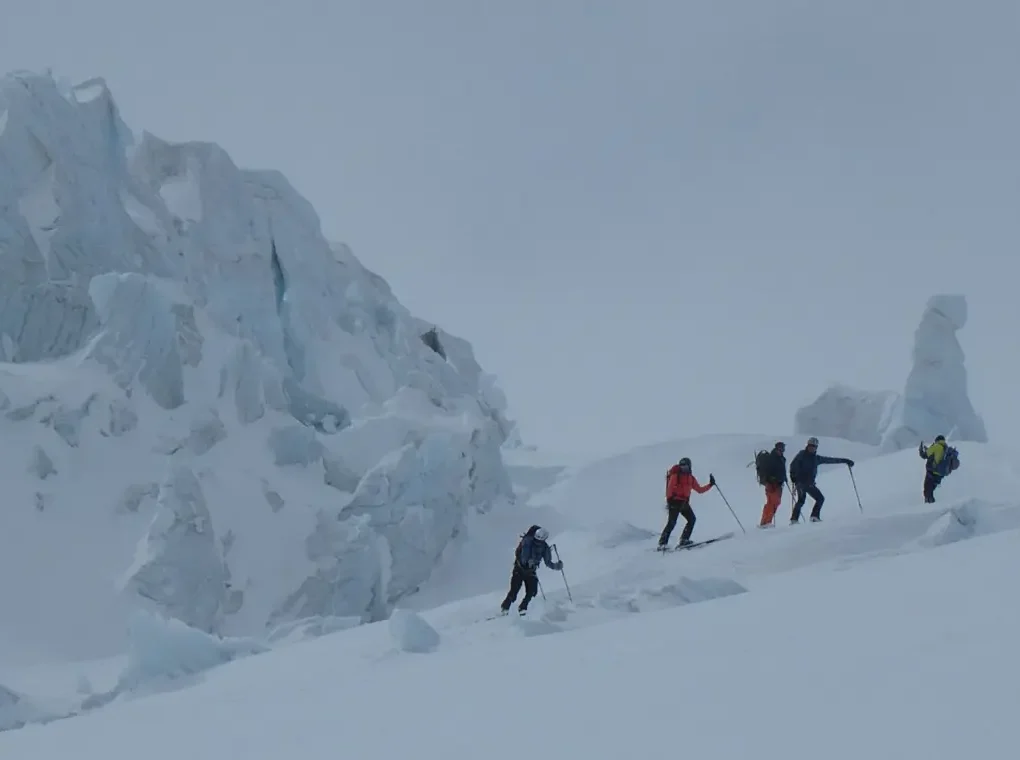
[{"x1": 933, "y1": 446, "x2": 960, "y2": 477}]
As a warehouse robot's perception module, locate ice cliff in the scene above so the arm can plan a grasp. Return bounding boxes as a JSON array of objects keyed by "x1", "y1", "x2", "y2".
[
  {"x1": 0, "y1": 71, "x2": 516, "y2": 654},
  {"x1": 794, "y1": 294, "x2": 987, "y2": 451}
]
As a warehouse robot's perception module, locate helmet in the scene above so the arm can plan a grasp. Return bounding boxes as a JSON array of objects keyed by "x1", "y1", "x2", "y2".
[
  {"x1": 678, "y1": 457, "x2": 692, "y2": 469},
  {"x1": 534, "y1": 527, "x2": 549, "y2": 542},
  {"x1": 807, "y1": 437, "x2": 819, "y2": 447},
  {"x1": 935, "y1": 434, "x2": 946, "y2": 442}
]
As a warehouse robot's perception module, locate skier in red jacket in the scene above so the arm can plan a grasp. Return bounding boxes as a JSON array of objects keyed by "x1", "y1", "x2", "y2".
[{"x1": 658, "y1": 457, "x2": 715, "y2": 549}]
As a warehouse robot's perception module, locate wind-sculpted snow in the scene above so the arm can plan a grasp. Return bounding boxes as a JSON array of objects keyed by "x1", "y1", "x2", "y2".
[
  {"x1": 0, "y1": 71, "x2": 517, "y2": 656},
  {"x1": 795, "y1": 294, "x2": 987, "y2": 450}
]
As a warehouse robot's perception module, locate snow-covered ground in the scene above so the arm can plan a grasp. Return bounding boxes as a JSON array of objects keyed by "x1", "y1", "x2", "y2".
[{"x1": 1, "y1": 431, "x2": 1017, "y2": 755}]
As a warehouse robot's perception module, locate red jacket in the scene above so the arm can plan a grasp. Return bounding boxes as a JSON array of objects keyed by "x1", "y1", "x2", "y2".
[{"x1": 665, "y1": 466, "x2": 712, "y2": 502}]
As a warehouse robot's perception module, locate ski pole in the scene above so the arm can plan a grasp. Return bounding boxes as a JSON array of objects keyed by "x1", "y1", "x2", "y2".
[
  {"x1": 713, "y1": 482, "x2": 746, "y2": 534},
  {"x1": 537, "y1": 577, "x2": 546, "y2": 601},
  {"x1": 552, "y1": 544, "x2": 573, "y2": 602},
  {"x1": 848, "y1": 466, "x2": 863, "y2": 513}
]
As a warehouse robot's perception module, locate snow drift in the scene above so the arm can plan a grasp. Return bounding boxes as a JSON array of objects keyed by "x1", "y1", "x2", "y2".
[
  {"x1": 0, "y1": 684, "x2": 52, "y2": 733},
  {"x1": 795, "y1": 294, "x2": 987, "y2": 450},
  {"x1": 80, "y1": 609, "x2": 268, "y2": 713},
  {"x1": 0, "y1": 71, "x2": 516, "y2": 659}
]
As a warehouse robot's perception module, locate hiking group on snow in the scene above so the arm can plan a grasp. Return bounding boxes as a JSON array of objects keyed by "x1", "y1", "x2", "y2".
[{"x1": 498, "y1": 435, "x2": 962, "y2": 615}]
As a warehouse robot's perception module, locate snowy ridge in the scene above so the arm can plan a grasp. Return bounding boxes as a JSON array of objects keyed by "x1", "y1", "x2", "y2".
[{"x1": 0, "y1": 71, "x2": 516, "y2": 662}]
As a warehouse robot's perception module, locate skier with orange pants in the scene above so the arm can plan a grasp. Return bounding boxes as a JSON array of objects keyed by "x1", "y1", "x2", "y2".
[
  {"x1": 658, "y1": 457, "x2": 716, "y2": 549},
  {"x1": 755, "y1": 441, "x2": 788, "y2": 528}
]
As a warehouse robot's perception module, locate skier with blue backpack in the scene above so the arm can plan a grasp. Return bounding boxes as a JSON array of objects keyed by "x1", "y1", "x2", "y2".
[
  {"x1": 919, "y1": 435, "x2": 960, "y2": 503},
  {"x1": 499, "y1": 525, "x2": 563, "y2": 616}
]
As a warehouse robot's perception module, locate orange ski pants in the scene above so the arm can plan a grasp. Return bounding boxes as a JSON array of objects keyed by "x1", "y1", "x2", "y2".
[{"x1": 760, "y1": 483, "x2": 783, "y2": 526}]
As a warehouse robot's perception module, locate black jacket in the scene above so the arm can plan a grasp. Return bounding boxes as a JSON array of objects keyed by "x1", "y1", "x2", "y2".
[
  {"x1": 763, "y1": 450, "x2": 787, "y2": 485},
  {"x1": 790, "y1": 449, "x2": 849, "y2": 485}
]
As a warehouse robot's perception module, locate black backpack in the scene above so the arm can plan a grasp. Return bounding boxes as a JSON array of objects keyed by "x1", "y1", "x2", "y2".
[{"x1": 754, "y1": 450, "x2": 770, "y2": 485}]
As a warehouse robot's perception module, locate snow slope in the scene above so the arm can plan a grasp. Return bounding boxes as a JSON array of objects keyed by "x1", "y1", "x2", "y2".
[
  {"x1": 1, "y1": 431, "x2": 1018, "y2": 756},
  {"x1": 0, "y1": 70, "x2": 517, "y2": 664},
  {"x1": 2, "y1": 430, "x2": 1017, "y2": 756}
]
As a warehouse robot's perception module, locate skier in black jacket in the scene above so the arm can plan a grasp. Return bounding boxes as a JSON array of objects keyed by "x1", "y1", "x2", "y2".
[{"x1": 788, "y1": 437, "x2": 854, "y2": 523}]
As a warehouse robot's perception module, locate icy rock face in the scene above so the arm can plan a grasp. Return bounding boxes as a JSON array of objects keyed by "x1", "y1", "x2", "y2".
[
  {"x1": 794, "y1": 385, "x2": 899, "y2": 446},
  {"x1": 880, "y1": 295, "x2": 988, "y2": 451},
  {"x1": 270, "y1": 512, "x2": 385, "y2": 625},
  {"x1": 121, "y1": 466, "x2": 229, "y2": 633},
  {"x1": 0, "y1": 71, "x2": 516, "y2": 644},
  {"x1": 794, "y1": 294, "x2": 987, "y2": 451},
  {"x1": 86, "y1": 273, "x2": 188, "y2": 410},
  {"x1": 344, "y1": 423, "x2": 511, "y2": 604}
]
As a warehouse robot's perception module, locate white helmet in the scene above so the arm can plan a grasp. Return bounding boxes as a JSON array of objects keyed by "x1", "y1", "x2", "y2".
[{"x1": 534, "y1": 527, "x2": 549, "y2": 541}]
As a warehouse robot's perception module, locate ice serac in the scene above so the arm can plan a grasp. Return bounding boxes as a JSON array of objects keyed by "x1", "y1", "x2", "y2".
[
  {"x1": 794, "y1": 385, "x2": 899, "y2": 446},
  {"x1": 0, "y1": 68, "x2": 517, "y2": 653},
  {"x1": 880, "y1": 294, "x2": 987, "y2": 451},
  {"x1": 0, "y1": 72, "x2": 518, "y2": 644},
  {"x1": 794, "y1": 294, "x2": 986, "y2": 451},
  {"x1": 86, "y1": 273, "x2": 187, "y2": 409},
  {"x1": 121, "y1": 466, "x2": 229, "y2": 633}
]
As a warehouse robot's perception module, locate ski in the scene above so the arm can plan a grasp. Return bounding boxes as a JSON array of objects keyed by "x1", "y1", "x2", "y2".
[
  {"x1": 655, "y1": 531, "x2": 736, "y2": 553},
  {"x1": 482, "y1": 610, "x2": 527, "y2": 621}
]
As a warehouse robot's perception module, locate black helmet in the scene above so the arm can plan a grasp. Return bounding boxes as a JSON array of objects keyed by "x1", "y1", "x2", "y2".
[
  {"x1": 935, "y1": 434, "x2": 946, "y2": 442},
  {"x1": 678, "y1": 457, "x2": 691, "y2": 469}
]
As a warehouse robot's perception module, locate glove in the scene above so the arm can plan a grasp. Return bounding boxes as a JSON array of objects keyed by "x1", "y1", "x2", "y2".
[
  {"x1": 845, "y1": 459, "x2": 855, "y2": 468},
  {"x1": 553, "y1": 561, "x2": 564, "y2": 571},
  {"x1": 709, "y1": 473, "x2": 716, "y2": 487}
]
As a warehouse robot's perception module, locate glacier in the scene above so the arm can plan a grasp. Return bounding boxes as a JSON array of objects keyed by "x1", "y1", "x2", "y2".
[
  {"x1": 794, "y1": 293, "x2": 987, "y2": 451},
  {"x1": 0, "y1": 71, "x2": 517, "y2": 658}
]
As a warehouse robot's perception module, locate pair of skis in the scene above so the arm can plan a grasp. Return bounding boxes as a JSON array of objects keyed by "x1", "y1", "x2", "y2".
[
  {"x1": 483, "y1": 609, "x2": 529, "y2": 621},
  {"x1": 655, "y1": 531, "x2": 736, "y2": 553}
]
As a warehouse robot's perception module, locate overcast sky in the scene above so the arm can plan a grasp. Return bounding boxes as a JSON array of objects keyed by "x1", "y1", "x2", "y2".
[{"x1": 2, "y1": 1, "x2": 1017, "y2": 455}]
